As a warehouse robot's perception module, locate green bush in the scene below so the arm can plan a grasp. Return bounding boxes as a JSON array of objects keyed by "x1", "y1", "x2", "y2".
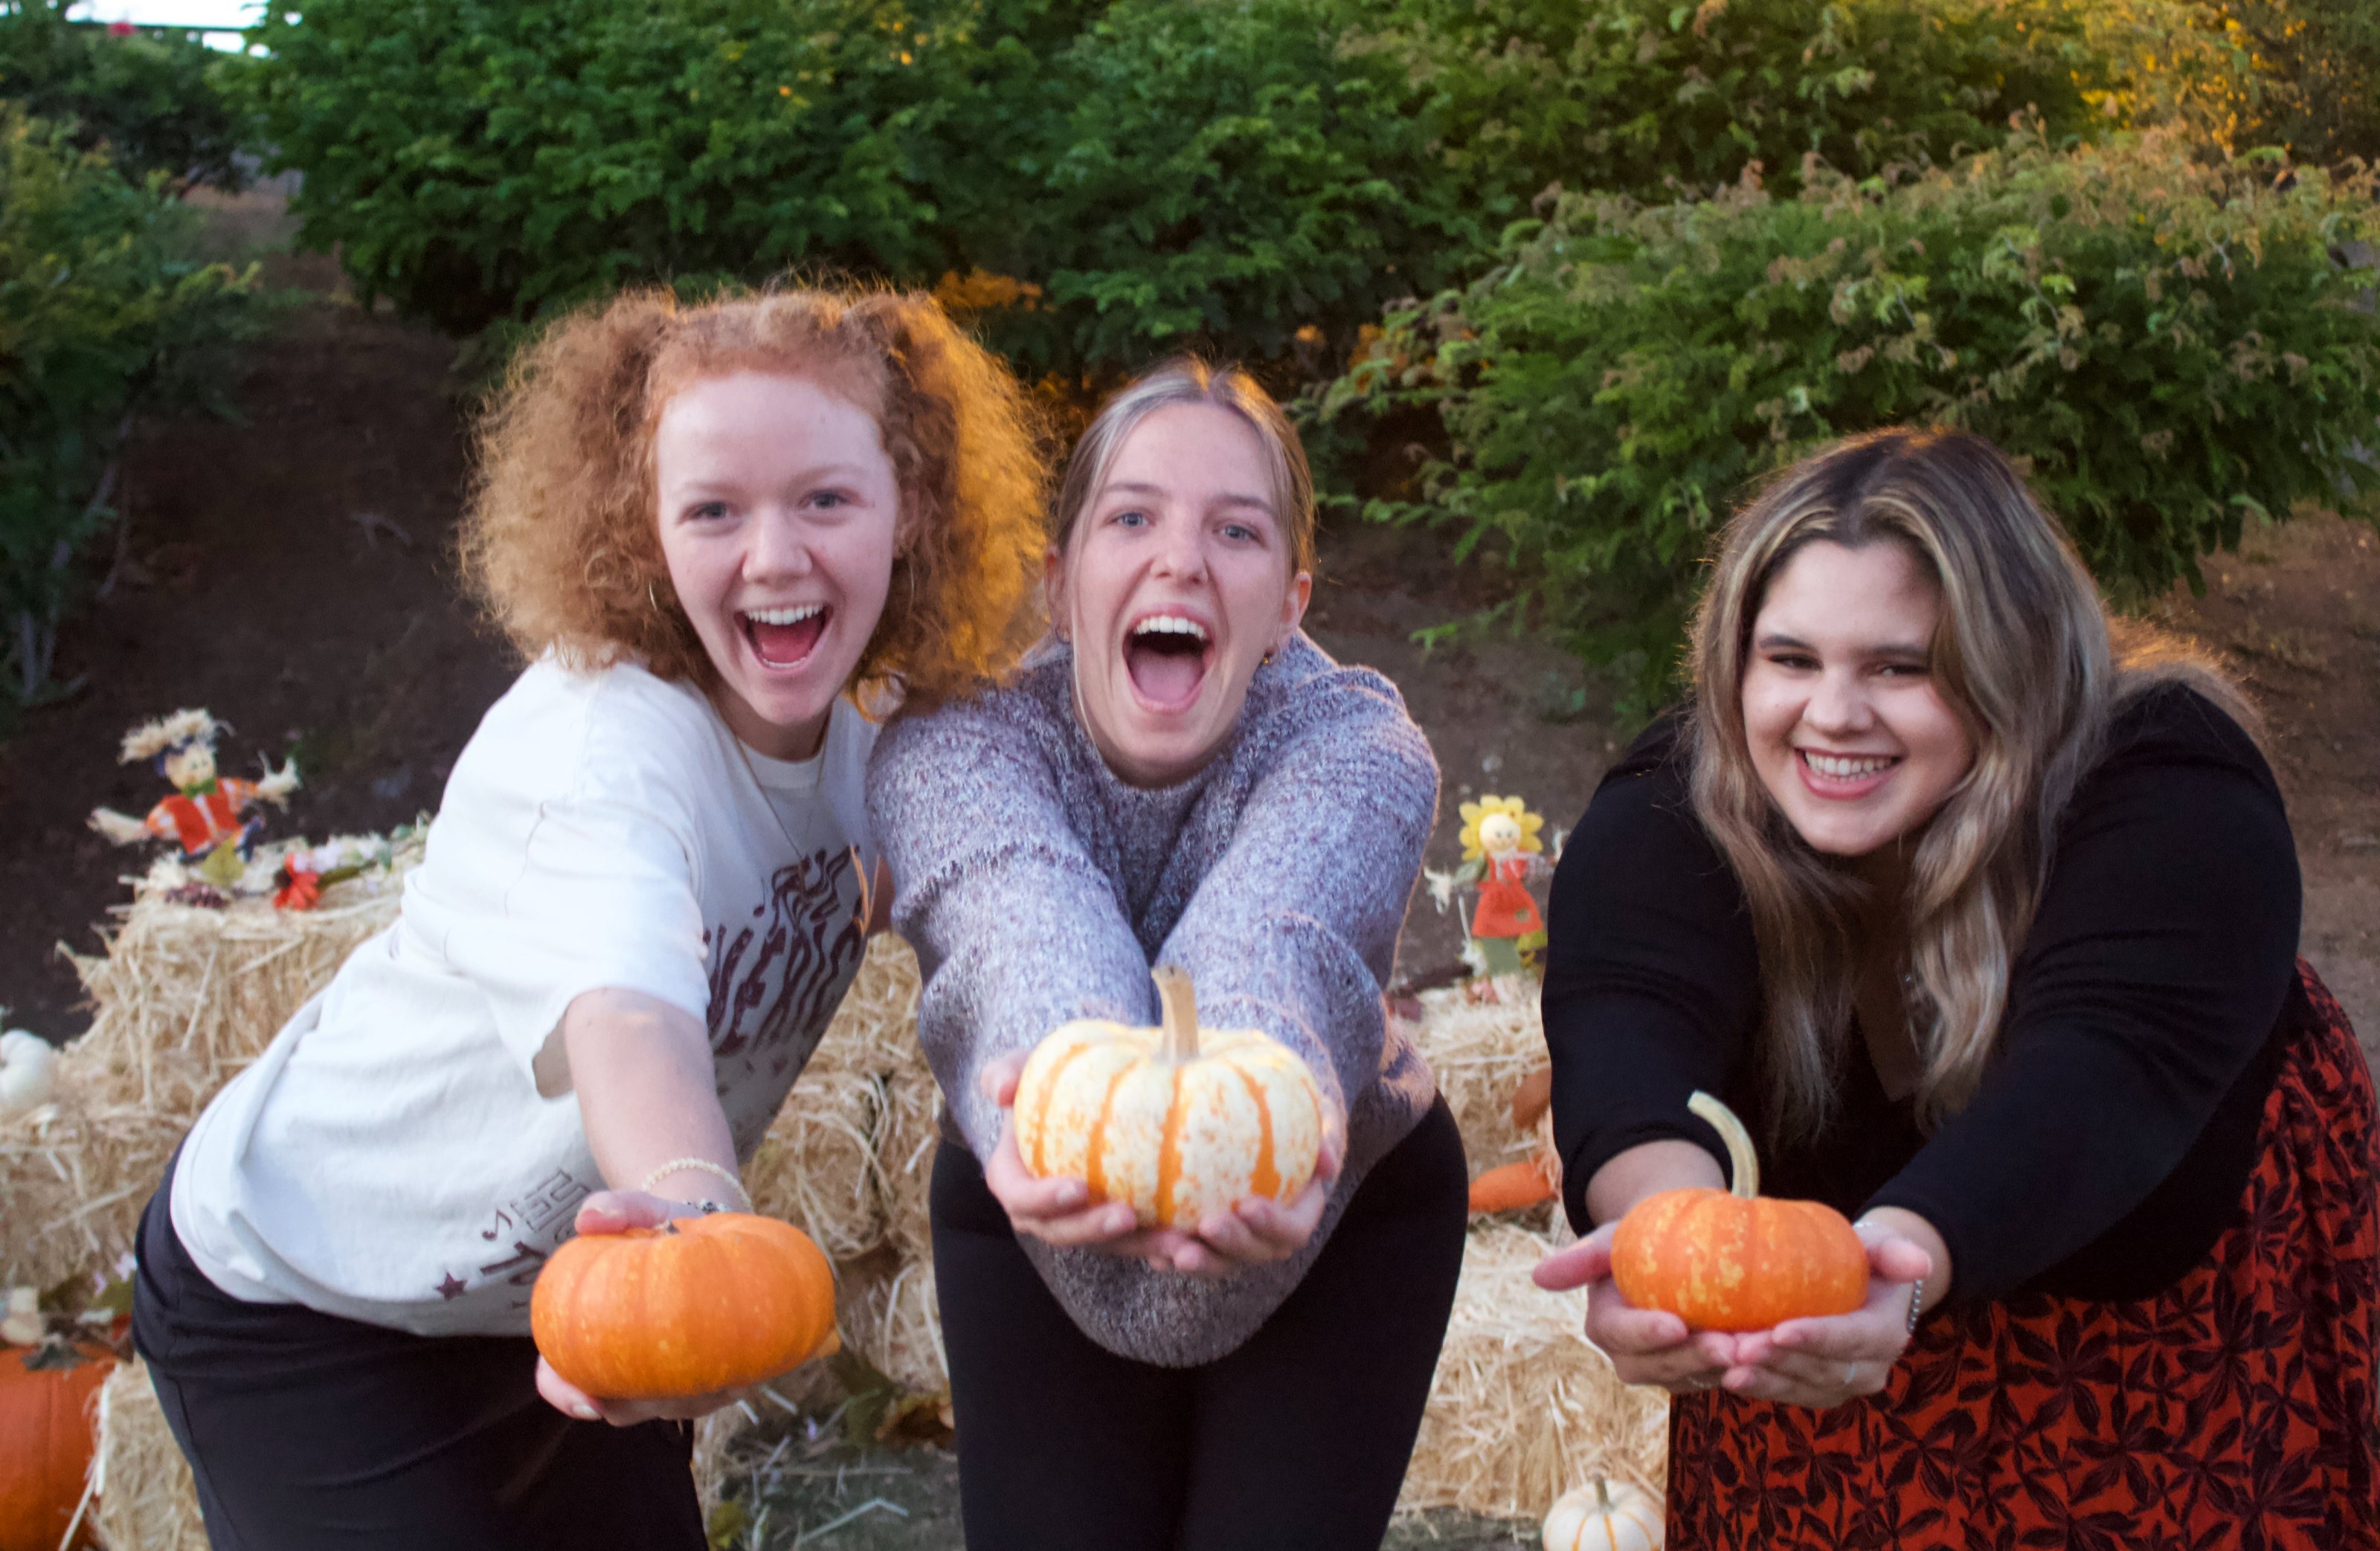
[
  {"x1": 1337, "y1": 0, "x2": 2115, "y2": 207},
  {"x1": 0, "y1": 108, "x2": 268, "y2": 701},
  {"x1": 1316, "y1": 130, "x2": 2380, "y2": 709},
  {"x1": 239, "y1": 0, "x2": 1082, "y2": 336},
  {"x1": 2195, "y1": 0, "x2": 2380, "y2": 165},
  {"x1": 0, "y1": 1, "x2": 252, "y2": 189},
  {"x1": 962, "y1": 0, "x2": 1476, "y2": 379},
  {"x1": 243, "y1": 0, "x2": 2143, "y2": 376}
]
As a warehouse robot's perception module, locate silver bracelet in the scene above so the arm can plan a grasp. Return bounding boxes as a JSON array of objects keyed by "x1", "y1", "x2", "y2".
[
  {"x1": 637, "y1": 1156, "x2": 751, "y2": 1212},
  {"x1": 1905, "y1": 1275, "x2": 1928, "y2": 1335}
]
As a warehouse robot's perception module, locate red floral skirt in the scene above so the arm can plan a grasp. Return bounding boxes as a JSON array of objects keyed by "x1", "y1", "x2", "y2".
[{"x1": 1669, "y1": 961, "x2": 2379, "y2": 1550}]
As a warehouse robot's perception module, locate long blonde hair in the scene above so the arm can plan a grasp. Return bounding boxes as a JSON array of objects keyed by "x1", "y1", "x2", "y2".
[{"x1": 1686, "y1": 428, "x2": 2251, "y2": 1137}]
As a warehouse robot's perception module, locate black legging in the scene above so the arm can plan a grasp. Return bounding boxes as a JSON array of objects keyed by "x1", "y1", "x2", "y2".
[
  {"x1": 932, "y1": 1097, "x2": 1469, "y2": 1551},
  {"x1": 130, "y1": 1173, "x2": 704, "y2": 1551}
]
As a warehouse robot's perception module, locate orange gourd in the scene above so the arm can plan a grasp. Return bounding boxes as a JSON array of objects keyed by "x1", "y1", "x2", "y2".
[
  {"x1": 1610, "y1": 1091, "x2": 1868, "y2": 1332},
  {"x1": 1014, "y1": 965, "x2": 1325, "y2": 1229},
  {"x1": 1467, "y1": 1156, "x2": 1560, "y2": 1215},
  {"x1": 530, "y1": 1213, "x2": 837, "y2": 1401},
  {"x1": 0, "y1": 1344, "x2": 112, "y2": 1551}
]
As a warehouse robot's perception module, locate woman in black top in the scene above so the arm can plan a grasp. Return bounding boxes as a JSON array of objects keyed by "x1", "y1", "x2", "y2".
[{"x1": 1535, "y1": 428, "x2": 2377, "y2": 1548}]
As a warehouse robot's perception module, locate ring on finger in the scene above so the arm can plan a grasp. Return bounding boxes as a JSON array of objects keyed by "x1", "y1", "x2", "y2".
[{"x1": 1842, "y1": 1361, "x2": 1858, "y2": 1389}]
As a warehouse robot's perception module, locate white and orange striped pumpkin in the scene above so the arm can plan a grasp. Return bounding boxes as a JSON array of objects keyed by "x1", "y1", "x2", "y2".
[
  {"x1": 1543, "y1": 1479, "x2": 1664, "y2": 1551},
  {"x1": 1013, "y1": 965, "x2": 1324, "y2": 1229}
]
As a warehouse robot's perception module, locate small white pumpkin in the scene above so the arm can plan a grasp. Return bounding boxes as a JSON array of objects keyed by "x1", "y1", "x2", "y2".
[
  {"x1": 1543, "y1": 1478, "x2": 1664, "y2": 1551},
  {"x1": 1014, "y1": 965, "x2": 1324, "y2": 1229},
  {"x1": 0, "y1": 1031, "x2": 57, "y2": 1120},
  {"x1": 1, "y1": 1286, "x2": 41, "y2": 1346}
]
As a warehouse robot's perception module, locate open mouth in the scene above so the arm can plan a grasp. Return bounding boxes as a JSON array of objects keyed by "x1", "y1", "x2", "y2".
[
  {"x1": 742, "y1": 604, "x2": 829, "y2": 668},
  {"x1": 1796, "y1": 747, "x2": 1900, "y2": 795},
  {"x1": 1122, "y1": 613, "x2": 1212, "y2": 711}
]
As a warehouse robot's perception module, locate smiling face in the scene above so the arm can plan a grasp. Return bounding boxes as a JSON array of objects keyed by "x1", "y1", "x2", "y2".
[
  {"x1": 1740, "y1": 538, "x2": 1977, "y2": 860},
  {"x1": 1046, "y1": 402, "x2": 1312, "y2": 787},
  {"x1": 654, "y1": 372, "x2": 904, "y2": 761}
]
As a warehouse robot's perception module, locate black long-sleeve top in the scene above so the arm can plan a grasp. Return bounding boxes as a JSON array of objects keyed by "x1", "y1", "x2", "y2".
[{"x1": 1545, "y1": 685, "x2": 2309, "y2": 1304}]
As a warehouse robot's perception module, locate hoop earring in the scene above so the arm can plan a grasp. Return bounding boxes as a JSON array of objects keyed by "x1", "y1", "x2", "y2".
[{"x1": 648, "y1": 580, "x2": 663, "y2": 613}]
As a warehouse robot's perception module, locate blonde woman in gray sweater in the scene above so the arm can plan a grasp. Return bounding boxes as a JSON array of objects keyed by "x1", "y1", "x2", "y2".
[{"x1": 869, "y1": 360, "x2": 1467, "y2": 1550}]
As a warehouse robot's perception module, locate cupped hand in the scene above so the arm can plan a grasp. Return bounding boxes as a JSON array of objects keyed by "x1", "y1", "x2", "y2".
[
  {"x1": 977, "y1": 1052, "x2": 1188, "y2": 1261},
  {"x1": 534, "y1": 1190, "x2": 811, "y2": 1427},
  {"x1": 1712, "y1": 1229, "x2": 1932, "y2": 1409},
  {"x1": 1155, "y1": 1135, "x2": 1342, "y2": 1279},
  {"x1": 1534, "y1": 1223, "x2": 1737, "y2": 1394}
]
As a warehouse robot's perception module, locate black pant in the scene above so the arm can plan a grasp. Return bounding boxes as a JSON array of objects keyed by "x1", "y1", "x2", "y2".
[
  {"x1": 933, "y1": 1097, "x2": 1470, "y2": 1551},
  {"x1": 130, "y1": 1173, "x2": 704, "y2": 1551}
]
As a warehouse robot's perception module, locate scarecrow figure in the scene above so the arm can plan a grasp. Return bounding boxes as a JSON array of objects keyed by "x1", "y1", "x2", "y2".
[
  {"x1": 1444, "y1": 794, "x2": 1551, "y2": 979},
  {"x1": 89, "y1": 709, "x2": 299, "y2": 888}
]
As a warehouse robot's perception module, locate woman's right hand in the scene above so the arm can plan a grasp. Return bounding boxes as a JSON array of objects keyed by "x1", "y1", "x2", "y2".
[
  {"x1": 1534, "y1": 1222, "x2": 1737, "y2": 1396},
  {"x1": 977, "y1": 1052, "x2": 1190, "y2": 1262}
]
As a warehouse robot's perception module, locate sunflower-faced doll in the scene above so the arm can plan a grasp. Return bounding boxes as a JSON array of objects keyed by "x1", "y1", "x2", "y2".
[{"x1": 1450, "y1": 795, "x2": 1548, "y2": 977}]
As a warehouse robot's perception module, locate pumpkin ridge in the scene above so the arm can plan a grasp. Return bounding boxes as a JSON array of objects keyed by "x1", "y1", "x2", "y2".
[
  {"x1": 1235, "y1": 1066, "x2": 1279, "y2": 1201},
  {"x1": 1154, "y1": 1063, "x2": 1188, "y2": 1227},
  {"x1": 1027, "y1": 1039, "x2": 1099, "y2": 1178},
  {"x1": 1083, "y1": 1063, "x2": 1133, "y2": 1207}
]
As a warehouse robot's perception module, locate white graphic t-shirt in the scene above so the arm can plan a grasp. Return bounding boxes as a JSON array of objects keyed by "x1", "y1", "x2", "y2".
[{"x1": 172, "y1": 659, "x2": 876, "y2": 1336}]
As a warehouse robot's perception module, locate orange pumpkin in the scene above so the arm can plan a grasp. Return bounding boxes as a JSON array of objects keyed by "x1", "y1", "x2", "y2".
[
  {"x1": 1013, "y1": 965, "x2": 1324, "y2": 1230},
  {"x1": 0, "y1": 1344, "x2": 112, "y2": 1551},
  {"x1": 530, "y1": 1213, "x2": 837, "y2": 1401},
  {"x1": 1467, "y1": 1156, "x2": 1560, "y2": 1215},
  {"x1": 1610, "y1": 1091, "x2": 1868, "y2": 1332}
]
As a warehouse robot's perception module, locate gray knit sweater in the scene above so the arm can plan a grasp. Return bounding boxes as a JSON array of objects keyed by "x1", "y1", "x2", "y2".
[{"x1": 869, "y1": 632, "x2": 1440, "y2": 1367}]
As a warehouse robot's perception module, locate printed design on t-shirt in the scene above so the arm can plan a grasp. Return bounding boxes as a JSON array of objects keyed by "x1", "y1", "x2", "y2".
[
  {"x1": 436, "y1": 1168, "x2": 592, "y2": 1306},
  {"x1": 704, "y1": 845, "x2": 865, "y2": 1063}
]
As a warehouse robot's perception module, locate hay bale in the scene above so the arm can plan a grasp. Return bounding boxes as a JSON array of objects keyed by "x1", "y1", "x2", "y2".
[
  {"x1": 744, "y1": 1065, "x2": 886, "y2": 1261},
  {"x1": 89, "y1": 1357, "x2": 207, "y2": 1551},
  {"x1": 1406, "y1": 983, "x2": 1548, "y2": 1176},
  {"x1": 811, "y1": 934, "x2": 922, "y2": 1080},
  {"x1": 1397, "y1": 1223, "x2": 1669, "y2": 1520},
  {"x1": 837, "y1": 1250, "x2": 948, "y2": 1398},
  {"x1": 874, "y1": 1069, "x2": 939, "y2": 1265},
  {"x1": 2, "y1": 836, "x2": 422, "y2": 1288}
]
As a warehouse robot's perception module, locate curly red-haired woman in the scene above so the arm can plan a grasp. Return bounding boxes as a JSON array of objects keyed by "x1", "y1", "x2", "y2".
[{"x1": 131, "y1": 286, "x2": 1043, "y2": 1550}]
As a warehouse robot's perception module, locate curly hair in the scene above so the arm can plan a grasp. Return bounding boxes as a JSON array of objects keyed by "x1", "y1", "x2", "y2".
[{"x1": 461, "y1": 285, "x2": 1046, "y2": 713}]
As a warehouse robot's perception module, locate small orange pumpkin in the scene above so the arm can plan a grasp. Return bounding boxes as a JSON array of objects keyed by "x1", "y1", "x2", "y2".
[
  {"x1": 0, "y1": 1343, "x2": 112, "y2": 1551},
  {"x1": 530, "y1": 1213, "x2": 837, "y2": 1401},
  {"x1": 1467, "y1": 1156, "x2": 1560, "y2": 1215},
  {"x1": 1610, "y1": 1091, "x2": 1868, "y2": 1332}
]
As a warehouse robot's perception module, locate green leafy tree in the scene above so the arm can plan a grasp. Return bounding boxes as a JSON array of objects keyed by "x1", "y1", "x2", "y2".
[
  {"x1": 239, "y1": 0, "x2": 1091, "y2": 335},
  {"x1": 1319, "y1": 130, "x2": 2380, "y2": 711},
  {"x1": 0, "y1": 1, "x2": 252, "y2": 189},
  {"x1": 0, "y1": 108, "x2": 267, "y2": 701}
]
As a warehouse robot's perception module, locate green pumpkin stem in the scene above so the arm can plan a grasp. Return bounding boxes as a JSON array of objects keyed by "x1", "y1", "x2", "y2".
[
  {"x1": 1153, "y1": 965, "x2": 1200, "y2": 1064},
  {"x1": 1595, "y1": 1480, "x2": 1612, "y2": 1512},
  {"x1": 1688, "y1": 1090, "x2": 1759, "y2": 1199}
]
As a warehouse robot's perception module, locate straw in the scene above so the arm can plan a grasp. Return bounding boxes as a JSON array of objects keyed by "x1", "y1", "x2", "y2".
[{"x1": 1396, "y1": 1223, "x2": 1670, "y2": 1520}]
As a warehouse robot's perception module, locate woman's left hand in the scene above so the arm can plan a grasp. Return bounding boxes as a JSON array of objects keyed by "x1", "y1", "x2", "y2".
[
  {"x1": 1710, "y1": 1228, "x2": 1934, "y2": 1409},
  {"x1": 533, "y1": 1190, "x2": 782, "y2": 1426}
]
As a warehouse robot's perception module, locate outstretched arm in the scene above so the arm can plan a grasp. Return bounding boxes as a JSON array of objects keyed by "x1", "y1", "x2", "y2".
[{"x1": 1159, "y1": 653, "x2": 1438, "y2": 1141}]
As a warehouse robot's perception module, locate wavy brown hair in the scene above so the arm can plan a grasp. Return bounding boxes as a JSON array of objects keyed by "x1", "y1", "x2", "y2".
[
  {"x1": 462, "y1": 285, "x2": 1046, "y2": 712},
  {"x1": 1685, "y1": 428, "x2": 2254, "y2": 1138}
]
